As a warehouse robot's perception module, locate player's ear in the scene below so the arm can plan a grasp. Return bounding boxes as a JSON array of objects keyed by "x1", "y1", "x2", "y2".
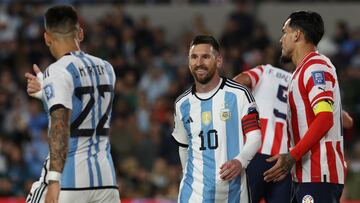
[
  {"x1": 78, "y1": 28, "x2": 84, "y2": 42},
  {"x1": 294, "y1": 29, "x2": 301, "y2": 42},
  {"x1": 216, "y1": 54, "x2": 223, "y2": 69},
  {"x1": 44, "y1": 32, "x2": 51, "y2": 47}
]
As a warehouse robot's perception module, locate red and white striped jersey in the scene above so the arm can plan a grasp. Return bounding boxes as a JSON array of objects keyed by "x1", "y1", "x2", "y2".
[
  {"x1": 244, "y1": 64, "x2": 291, "y2": 155},
  {"x1": 287, "y1": 52, "x2": 346, "y2": 184}
]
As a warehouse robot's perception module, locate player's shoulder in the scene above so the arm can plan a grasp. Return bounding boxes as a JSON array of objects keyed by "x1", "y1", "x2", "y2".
[
  {"x1": 304, "y1": 52, "x2": 335, "y2": 70},
  {"x1": 174, "y1": 86, "x2": 193, "y2": 106},
  {"x1": 223, "y1": 78, "x2": 255, "y2": 103},
  {"x1": 44, "y1": 56, "x2": 75, "y2": 78},
  {"x1": 262, "y1": 64, "x2": 290, "y2": 75},
  {"x1": 84, "y1": 53, "x2": 107, "y2": 64}
]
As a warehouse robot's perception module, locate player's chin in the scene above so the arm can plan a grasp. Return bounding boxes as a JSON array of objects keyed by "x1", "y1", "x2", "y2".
[{"x1": 195, "y1": 76, "x2": 209, "y2": 84}]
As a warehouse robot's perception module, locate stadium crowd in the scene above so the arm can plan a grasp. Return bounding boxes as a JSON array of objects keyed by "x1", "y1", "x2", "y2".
[{"x1": 0, "y1": 1, "x2": 359, "y2": 201}]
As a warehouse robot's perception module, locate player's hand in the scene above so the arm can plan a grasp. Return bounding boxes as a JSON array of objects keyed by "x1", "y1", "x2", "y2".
[
  {"x1": 25, "y1": 64, "x2": 43, "y2": 98},
  {"x1": 45, "y1": 181, "x2": 60, "y2": 203},
  {"x1": 263, "y1": 153, "x2": 295, "y2": 182},
  {"x1": 220, "y1": 159, "x2": 242, "y2": 181}
]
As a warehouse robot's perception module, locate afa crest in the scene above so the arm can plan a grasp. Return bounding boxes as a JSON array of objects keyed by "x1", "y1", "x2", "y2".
[
  {"x1": 202, "y1": 111, "x2": 211, "y2": 125},
  {"x1": 220, "y1": 108, "x2": 231, "y2": 121}
]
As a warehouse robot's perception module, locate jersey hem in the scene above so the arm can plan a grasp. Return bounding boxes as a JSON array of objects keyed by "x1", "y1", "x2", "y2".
[{"x1": 61, "y1": 186, "x2": 119, "y2": 191}]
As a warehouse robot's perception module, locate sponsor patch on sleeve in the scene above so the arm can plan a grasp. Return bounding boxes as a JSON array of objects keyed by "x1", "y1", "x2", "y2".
[
  {"x1": 44, "y1": 84, "x2": 54, "y2": 100},
  {"x1": 311, "y1": 71, "x2": 325, "y2": 85}
]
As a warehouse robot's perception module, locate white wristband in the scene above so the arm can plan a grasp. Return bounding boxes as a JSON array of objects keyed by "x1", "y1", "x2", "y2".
[
  {"x1": 48, "y1": 171, "x2": 61, "y2": 181},
  {"x1": 29, "y1": 71, "x2": 44, "y2": 100}
]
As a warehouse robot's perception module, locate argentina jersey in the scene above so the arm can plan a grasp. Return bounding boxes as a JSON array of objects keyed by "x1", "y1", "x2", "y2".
[
  {"x1": 173, "y1": 78, "x2": 256, "y2": 203},
  {"x1": 42, "y1": 51, "x2": 117, "y2": 190}
]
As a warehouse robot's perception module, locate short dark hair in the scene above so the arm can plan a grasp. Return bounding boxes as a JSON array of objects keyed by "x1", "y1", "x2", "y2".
[
  {"x1": 190, "y1": 35, "x2": 221, "y2": 53},
  {"x1": 44, "y1": 5, "x2": 79, "y2": 34},
  {"x1": 287, "y1": 11, "x2": 324, "y2": 46}
]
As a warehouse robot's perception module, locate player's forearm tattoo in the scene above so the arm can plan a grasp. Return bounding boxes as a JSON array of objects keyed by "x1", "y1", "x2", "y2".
[{"x1": 49, "y1": 108, "x2": 71, "y2": 173}]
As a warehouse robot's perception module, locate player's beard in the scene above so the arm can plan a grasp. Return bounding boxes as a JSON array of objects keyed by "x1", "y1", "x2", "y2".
[
  {"x1": 280, "y1": 53, "x2": 292, "y2": 64},
  {"x1": 192, "y1": 65, "x2": 215, "y2": 84}
]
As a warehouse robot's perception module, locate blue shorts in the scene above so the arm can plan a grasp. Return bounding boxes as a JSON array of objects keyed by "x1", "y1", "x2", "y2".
[
  {"x1": 246, "y1": 153, "x2": 292, "y2": 203},
  {"x1": 291, "y1": 182, "x2": 343, "y2": 203}
]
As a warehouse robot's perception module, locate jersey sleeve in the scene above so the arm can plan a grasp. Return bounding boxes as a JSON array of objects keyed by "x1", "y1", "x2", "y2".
[
  {"x1": 236, "y1": 90, "x2": 261, "y2": 168},
  {"x1": 243, "y1": 65, "x2": 264, "y2": 89},
  {"x1": 302, "y1": 63, "x2": 336, "y2": 107},
  {"x1": 172, "y1": 106, "x2": 188, "y2": 147},
  {"x1": 42, "y1": 65, "x2": 73, "y2": 112},
  {"x1": 240, "y1": 100, "x2": 261, "y2": 135}
]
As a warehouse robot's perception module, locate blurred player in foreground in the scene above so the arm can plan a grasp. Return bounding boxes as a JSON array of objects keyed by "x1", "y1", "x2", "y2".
[{"x1": 25, "y1": 5, "x2": 119, "y2": 203}]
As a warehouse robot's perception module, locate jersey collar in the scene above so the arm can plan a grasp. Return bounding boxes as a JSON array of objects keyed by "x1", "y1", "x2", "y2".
[{"x1": 191, "y1": 77, "x2": 227, "y2": 101}]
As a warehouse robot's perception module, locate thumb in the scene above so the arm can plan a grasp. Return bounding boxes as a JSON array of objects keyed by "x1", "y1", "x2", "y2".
[{"x1": 33, "y1": 64, "x2": 41, "y2": 74}]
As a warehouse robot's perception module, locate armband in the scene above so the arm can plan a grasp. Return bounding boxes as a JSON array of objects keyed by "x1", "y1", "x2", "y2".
[{"x1": 313, "y1": 100, "x2": 333, "y2": 115}]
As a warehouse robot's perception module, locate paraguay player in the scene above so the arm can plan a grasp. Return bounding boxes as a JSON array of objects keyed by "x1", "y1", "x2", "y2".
[{"x1": 234, "y1": 64, "x2": 292, "y2": 203}]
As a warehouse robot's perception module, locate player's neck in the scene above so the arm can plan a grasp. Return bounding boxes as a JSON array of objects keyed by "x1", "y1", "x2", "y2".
[
  {"x1": 195, "y1": 75, "x2": 221, "y2": 93},
  {"x1": 54, "y1": 41, "x2": 81, "y2": 59},
  {"x1": 293, "y1": 43, "x2": 316, "y2": 67}
]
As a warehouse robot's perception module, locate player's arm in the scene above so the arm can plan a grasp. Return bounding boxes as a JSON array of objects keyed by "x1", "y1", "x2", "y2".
[
  {"x1": 233, "y1": 73, "x2": 252, "y2": 89},
  {"x1": 264, "y1": 100, "x2": 333, "y2": 182},
  {"x1": 178, "y1": 146, "x2": 188, "y2": 171},
  {"x1": 233, "y1": 65, "x2": 265, "y2": 89},
  {"x1": 220, "y1": 103, "x2": 261, "y2": 181},
  {"x1": 289, "y1": 100, "x2": 333, "y2": 161},
  {"x1": 342, "y1": 110, "x2": 353, "y2": 129},
  {"x1": 48, "y1": 106, "x2": 71, "y2": 178},
  {"x1": 172, "y1": 108, "x2": 189, "y2": 171}
]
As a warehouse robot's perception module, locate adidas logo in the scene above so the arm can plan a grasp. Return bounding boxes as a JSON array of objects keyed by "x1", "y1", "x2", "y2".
[{"x1": 186, "y1": 117, "x2": 193, "y2": 124}]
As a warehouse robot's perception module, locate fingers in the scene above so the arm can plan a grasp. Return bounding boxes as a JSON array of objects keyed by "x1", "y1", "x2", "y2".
[
  {"x1": 264, "y1": 166, "x2": 284, "y2": 182},
  {"x1": 263, "y1": 158, "x2": 283, "y2": 182},
  {"x1": 221, "y1": 168, "x2": 240, "y2": 181},
  {"x1": 274, "y1": 173, "x2": 288, "y2": 182},
  {"x1": 27, "y1": 78, "x2": 42, "y2": 94},
  {"x1": 220, "y1": 160, "x2": 242, "y2": 181},
  {"x1": 33, "y1": 64, "x2": 41, "y2": 74},
  {"x1": 25, "y1": 72, "x2": 37, "y2": 80}
]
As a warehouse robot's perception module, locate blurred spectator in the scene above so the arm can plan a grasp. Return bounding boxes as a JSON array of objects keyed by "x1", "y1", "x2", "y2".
[
  {"x1": 27, "y1": 99, "x2": 48, "y2": 140},
  {"x1": 24, "y1": 127, "x2": 48, "y2": 178},
  {"x1": 138, "y1": 63, "x2": 170, "y2": 105}
]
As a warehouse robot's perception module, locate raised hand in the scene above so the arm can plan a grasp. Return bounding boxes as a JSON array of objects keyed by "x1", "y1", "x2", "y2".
[{"x1": 25, "y1": 64, "x2": 43, "y2": 98}]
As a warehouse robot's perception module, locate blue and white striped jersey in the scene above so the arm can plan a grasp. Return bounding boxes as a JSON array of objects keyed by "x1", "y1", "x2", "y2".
[
  {"x1": 172, "y1": 78, "x2": 258, "y2": 203},
  {"x1": 42, "y1": 51, "x2": 117, "y2": 190}
]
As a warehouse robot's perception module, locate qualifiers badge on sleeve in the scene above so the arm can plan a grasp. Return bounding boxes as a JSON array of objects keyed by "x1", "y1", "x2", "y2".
[{"x1": 44, "y1": 84, "x2": 54, "y2": 100}]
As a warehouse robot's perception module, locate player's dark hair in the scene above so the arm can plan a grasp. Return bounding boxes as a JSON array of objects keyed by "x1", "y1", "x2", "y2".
[
  {"x1": 287, "y1": 11, "x2": 324, "y2": 46},
  {"x1": 44, "y1": 5, "x2": 79, "y2": 34},
  {"x1": 190, "y1": 35, "x2": 221, "y2": 53}
]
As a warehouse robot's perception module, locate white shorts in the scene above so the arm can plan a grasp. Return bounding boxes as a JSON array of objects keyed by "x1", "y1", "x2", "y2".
[{"x1": 26, "y1": 159, "x2": 120, "y2": 203}]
